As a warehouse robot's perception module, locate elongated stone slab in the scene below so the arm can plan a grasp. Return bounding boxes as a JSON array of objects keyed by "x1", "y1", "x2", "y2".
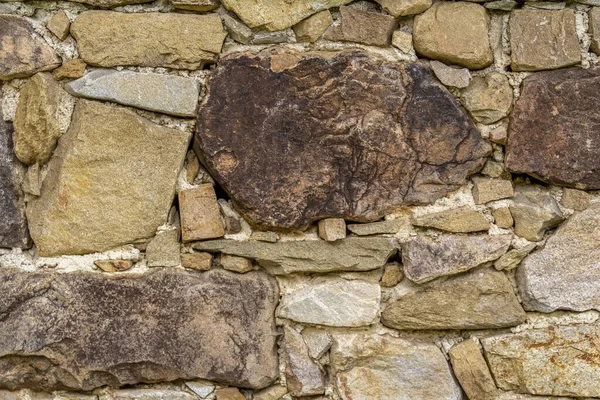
[
  {"x1": 193, "y1": 237, "x2": 397, "y2": 274},
  {"x1": 66, "y1": 70, "x2": 200, "y2": 117},
  {"x1": 195, "y1": 50, "x2": 490, "y2": 230},
  {"x1": 0, "y1": 268, "x2": 279, "y2": 391}
]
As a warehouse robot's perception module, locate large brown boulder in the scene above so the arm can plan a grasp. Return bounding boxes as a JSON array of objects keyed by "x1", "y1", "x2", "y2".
[{"x1": 195, "y1": 51, "x2": 491, "y2": 230}]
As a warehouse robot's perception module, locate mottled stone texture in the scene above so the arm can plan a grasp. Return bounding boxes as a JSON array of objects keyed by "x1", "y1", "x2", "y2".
[
  {"x1": 506, "y1": 67, "x2": 600, "y2": 188},
  {"x1": 195, "y1": 51, "x2": 490, "y2": 230},
  {"x1": 0, "y1": 268, "x2": 279, "y2": 391}
]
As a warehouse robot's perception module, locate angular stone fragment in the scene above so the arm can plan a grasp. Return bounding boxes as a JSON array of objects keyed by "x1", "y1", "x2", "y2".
[
  {"x1": 172, "y1": 0, "x2": 218, "y2": 12},
  {"x1": 293, "y1": 11, "x2": 332, "y2": 43},
  {"x1": 506, "y1": 67, "x2": 600, "y2": 188},
  {"x1": 283, "y1": 326, "x2": 325, "y2": 397},
  {"x1": 278, "y1": 279, "x2": 381, "y2": 327},
  {"x1": 509, "y1": 185, "x2": 563, "y2": 242},
  {"x1": 66, "y1": 70, "x2": 201, "y2": 117},
  {"x1": 380, "y1": 262, "x2": 404, "y2": 287},
  {"x1": 47, "y1": 10, "x2": 70, "y2": 41},
  {"x1": 472, "y1": 176, "x2": 514, "y2": 204},
  {"x1": 337, "y1": 6, "x2": 397, "y2": 47},
  {"x1": 590, "y1": 8, "x2": 600, "y2": 55},
  {"x1": 413, "y1": 2, "x2": 493, "y2": 69},
  {"x1": 347, "y1": 218, "x2": 409, "y2": 236},
  {"x1": 14, "y1": 73, "x2": 65, "y2": 166},
  {"x1": 253, "y1": 385, "x2": 287, "y2": 400},
  {"x1": 194, "y1": 237, "x2": 397, "y2": 274},
  {"x1": 68, "y1": 0, "x2": 153, "y2": 7},
  {"x1": 146, "y1": 229, "x2": 180, "y2": 267},
  {"x1": 220, "y1": 0, "x2": 352, "y2": 31},
  {"x1": 449, "y1": 340, "x2": 498, "y2": 400},
  {"x1": 492, "y1": 207, "x2": 513, "y2": 229},
  {"x1": 22, "y1": 163, "x2": 41, "y2": 197},
  {"x1": 220, "y1": 12, "x2": 253, "y2": 44},
  {"x1": 561, "y1": 188, "x2": 589, "y2": 210},
  {"x1": 391, "y1": 30, "x2": 413, "y2": 53},
  {"x1": 215, "y1": 388, "x2": 245, "y2": 400},
  {"x1": 482, "y1": 323, "x2": 600, "y2": 397},
  {"x1": 71, "y1": 12, "x2": 226, "y2": 69},
  {"x1": 219, "y1": 254, "x2": 253, "y2": 273},
  {"x1": 180, "y1": 185, "x2": 225, "y2": 242},
  {"x1": 430, "y1": 60, "x2": 471, "y2": 89},
  {"x1": 509, "y1": 9, "x2": 580, "y2": 71},
  {"x1": 382, "y1": 267, "x2": 526, "y2": 330},
  {"x1": 0, "y1": 15, "x2": 61, "y2": 80},
  {"x1": 94, "y1": 259, "x2": 133, "y2": 272},
  {"x1": 112, "y1": 389, "x2": 195, "y2": 400},
  {"x1": 181, "y1": 252, "x2": 212, "y2": 271},
  {"x1": 250, "y1": 31, "x2": 289, "y2": 45},
  {"x1": 494, "y1": 243, "x2": 535, "y2": 270},
  {"x1": 489, "y1": 123, "x2": 508, "y2": 145},
  {"x1": 301, "y1": 328, "x2": 332, "y2": 360},
  {"x1": 461, "y1": 73, "x2": 513, "y2": 124},
  {"x1": 331, "y1": 333, "x2": 462, "y2": 400},
  {"x1": 195, "y1": 51, "x2": 490, "y2": 230},
  {"x1": 53, "y1": 59, "x2": 86, "y2": 81},
  {"x1": 412, "y1": 206, "x2": 490, "y2": 233},
  {"x1": 27, "y1": 100, "x2": 190, "y2": 256},
  {"x1": 402, "y1": 233, "x2": 512, "y2": 283},
  {"x1": 318, "y1": 218, "x2": 346, "y2": 241},
  {"x1": 0, "y1": 268, "x2": 279, "y2": 391},
  {"x1": 376, "y1": 0, "x2": 432, "y2": 17}
]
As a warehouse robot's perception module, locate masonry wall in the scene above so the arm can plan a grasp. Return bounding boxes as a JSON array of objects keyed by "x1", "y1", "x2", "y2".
[{"x1": 1, "y1": 0, "x2": 600, "y2": 399}]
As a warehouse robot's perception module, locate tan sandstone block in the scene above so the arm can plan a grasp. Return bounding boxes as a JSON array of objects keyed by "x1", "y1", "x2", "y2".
[
  {"x1": 590, "y1": 8, "x2": 600, "y2": 55},
  {"x1": 294, "y1": 11, "x2": 332, "y2": 42},
  {"x1": 472, "y1": 176, "x2": 514, "y2": 204},
  {"x1": 449, "y1": 339, "x2": 498, "y2": 400},
  {"x1": 181, "y1": 252, "x2": 213, "y2": 271},
  {"x1": 53, "y1": 59, "x2": 87, "y2": 80},
  {"x1": 376, "y1": 0, "x2": 432, "y2": 17},
  {"x1": 180, "y1": 184, "x2": 225, "y2": 242},
  {"x1": 47, "y1": 10, "x2": 70, "y2": 41},
  {"x1": 492, "y1": 207, "x2": 514, "y2": 228},
  {"x1": 318, "y1": 218, "x2": 347, "y2": 241}
]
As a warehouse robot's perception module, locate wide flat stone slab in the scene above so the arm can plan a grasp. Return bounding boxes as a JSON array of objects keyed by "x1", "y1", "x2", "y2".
[
  {"x1": 195, "y1": 50, "x2": 490, "y2": 230},
  {"x1": 0, "y1": 268, "x2": 279, "y2": 391}
]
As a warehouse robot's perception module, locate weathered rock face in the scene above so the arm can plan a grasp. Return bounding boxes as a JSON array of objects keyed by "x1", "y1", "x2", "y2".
[
  {"x1": 382, "y1": 267, "x2": 526, "y2": 330},
  {"x1": 0, "y1": 91, "x2": 30, "y2": 249},
  {"x1": 590, "y1": 8, "x2": 600, "y2": 55},
  {"x1": 70, "y1": 0, "x2": 153, "y2": 7},
  {"x1": 482, "y1": 323, "x2": 600, "y2": 397},
  {"x1": 506, "y1": 67, "x2": 600, "y2": 189},
  {"x1": 0, "y1": 268, "x2": 279, "y2": 391},
  {"x1": 461, "y1": 73, "x2": 513, "y2": 125},
  {"x1": 334, "y1": 6, "x2": 397, "y2": 47},
  {"x1": 331, "y1": 333, "x2": 462, "y2": 400},
  {"x1": 27, "y1": 100, "x2": 190, "y2": 256},
  {"x1": 0, "y1": 15, "x2": 61, "y2": 80},
  {"x1": 376, "y1": 0, "x2": 432, "y2": 17},
  {"x1": 283, "y1": 326, "x2": 325, "y2": 397},
  {"x1": 510, "y1": 185, "x2": 563, "y2": 242},
  {"x1": 412, "y1": 206, "x2": 490, "y2": 233},
  {"x1": 195, "y1": 51, "x2": 490, "y2": 230},
  {"x1": 449, "y1": 339, "x2": 498, "y2": 400},
  {"x1": 193, "y1": 237, "x2": 397, "y2": 274},
  {"x1": 517, "y1": 200, "x2": 600, "y2": 312},
  {"x1": 71, "y1": 12, "x2": 226, "y2": 69}
]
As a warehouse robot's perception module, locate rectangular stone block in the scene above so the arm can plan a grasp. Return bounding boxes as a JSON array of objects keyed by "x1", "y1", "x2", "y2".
[{"x1": 0, "y1": 268, "x2": 279, "y2": 391}]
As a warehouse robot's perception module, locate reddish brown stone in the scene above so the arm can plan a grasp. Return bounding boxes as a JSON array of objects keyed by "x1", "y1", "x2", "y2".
[
  {"x1": 506, "y1": 67, "x2": 600, "y2": 189},
  {"x1": 195, "y1": 51, "x2": 491, "y2": 230}
]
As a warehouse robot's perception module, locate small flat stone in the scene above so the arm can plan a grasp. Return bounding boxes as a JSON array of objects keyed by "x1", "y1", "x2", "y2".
[
  {"x1": 590, "y1": 8, "x2": 600, "y2": 55},
  {"x1": 47, "y1": 10, "x2": 70, "y2": 41},
  {"x1": 293, "y1": 11, "x2": 332, "y2": 42},
  {"x1": 94, "y1": 259, "x2": 133, "y2": 272},
  {"x1": 509, "y1": 9, "x2": 580, "y2": 71},
  {"x1": 193, "y1": 237, "x2": 397, "y2": 274},
  {"x1": 53, "y1": 59, "x2": 87, "y2": 80},
  {"x1": 412, "y1": 206, "x2": 490, "y2": 233},
  {"x1": 472, "y1": 176, "x2": 514, "y2": 204},
  {"x1": 375, "y1": 0, "x2": 432, "y2": 16},
  {"x1": 318, "y1": 218, "x2": 346, "y2": 241},
  {"x1": 509, "y1": 185, "x2": 564, "y2": 242},
  {"x1": 485, "y1": 0, "x2": 518, "y2": 10},
  {"x1": 278, "y1": 278, "x2": 381, "y2": 327},
  {"x1": 214, "y1": 388, "x2": 245, "y2": 400},
  {"x1": 71, "y1": 11, "x2": 226, "y2": 69},
  {"x1": 186, "y1": 151, "x2": 200, "y2": 184},
  {"x1": 146, "y1": 229, "x2": 180, "y2": 267},
  {"x1": 382, "y1": 267, "x2": 526, "y2": 330},
  {"x1": 402, "y1": 233, "x2": 512, "y2": 283},
  {"x1": 391, "y1": 30, "x2": 413, "y2": 53},
  {"x1": 347, "y1": 218, "x2": 409, "y2": 236},
  {"x1": 494, "y1": 243, "x2": 535, "y2": 270},
  {"x1": 220, "y1": 12, "x2": 253, "y2": 44},
  {"x1": 179, "y1": 184, "x2": 225, "y2": 243},
  {"x1": 219, "y1": 254, "x2": 253, "y2": 273},
  {"x1": 489, "y1": 123, "x2": 508, "y2": 145},
  {"x1": 172, "y1": 0, "x2": 218, "y2": 11},
  {"x1": 561, "y1": 188, "x2": 589, "y2": 210},
  {"x1": 301, "y1": 328, "x2": 332, "y2": 360},
  {"x1": 283, "y1": 326, "x2": 325, "y2": 397},
  {"x1": 0, "y1": 15, "x2": 61, "y2": 80},
  {"x1": 185, "y1": 382, "x2": 215, "y2": 399},
  {"x1": 449, "y1": 339, "x2": 498, "y2": 400},
  {"x1": 430, "y1": 60, "x2": 471, "y2": 89},
  {"x1": 461, "y1": 73, "x2": 513, "y2": 125},
  {"x1": 380, "y1": 262, "x2": 404, "y2": 287},
  {"x1": 22, "y1": 163, "x2": 41, "y2": 197},
  {"x1": 251, "y1": 31, "x2": 289, "y2": 45},
  {"x1": 492, "y1": 207, "x2": 514, "y2": 229},
  {"x1": 413, "y1": 2, "x2": 493, "y2": 69},
  {"x1": 249, "y1": 231, "x2": 279, "y2": 243},
  {"x1": 68, "y1": 0, "x2": 153, "y2": 7},
  {"x1": 111, "y1": 389, "x2": 195, "y2": 400},
  {"x1": 337, "y1": 6, "x2": 397, "y2": 47},
  {"x1": 181, "y1": 252, "x2": 212, "y2": 271},
  {"x1": 253, "y1": 385, "x2": 287, "y2": 400}
]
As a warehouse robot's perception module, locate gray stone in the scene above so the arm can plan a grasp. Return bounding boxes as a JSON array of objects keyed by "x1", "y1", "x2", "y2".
[
  {"x1": 278, "y1": 278, "x2": 380, "y2": 327},
  {"x1": 193, "y1": 237, "x2": 397, "y2": 274},
  {"x1": 185, "y1": 382, "x2": 215, "y2": 399},
  {"x1": 430, "y1": 60, "x2": 471, "y2": 89},
  {"x1": 283, "y1": 326, "x2": 325, "y2": 397},
  {"x1": 510, "y1": 185, "x2": 564, "y2": 242},
  {"x1": 485, "y1": 0, "x2": 518, "y2": 10},
  {"x1": 382, "y1": 267, "x2": 526, "y2": 330},
  {"x1": 66, "y1": 70, "x2": 200, "y2": 117},
  {"x1": 347, "y1": 218, "x2": 409, "y2": 236},
  {"x1": 111, "y1": 389, "x2": 195, "y2": 400},
  {"x1": 560, "y1": 188, "x2": 589, "y2": 210},
  {"x1": 0, "y1": 268, "x2": 279, "y2": 391},
  {"x1": 220, "y1": 11, "x2": 253, "y2": 44},
  {"x1": 402, "y1": 233, "x2": 512, "y2": 283},
  {"x1": 301, "y1": 328, "x2": 332, "y2": 360},
  {"x1": 172, "y1": 0, "x2": 218, "y2": 11},
  {"x1": 251, "y1": 31, "x2": 289, "y2": 45},
  {"x1": 146, "y1": 229, "x2": 180, "y2": 267}
]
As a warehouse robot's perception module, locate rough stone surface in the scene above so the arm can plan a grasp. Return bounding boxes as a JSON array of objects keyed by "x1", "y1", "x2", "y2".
[
  {"x1": 214, "y1": 388, "x2": 246, "y2": 400},
  {"x1": 293, "y1": 11, "x2": 332, "y2": 43},
  {"x1": 382, "y1": 267, "x2": 526, "y2": 330},
  {"x1": 193, "y1": 237, "x2": 397, "y2": 274},
  {"x1": 318, "y1": 218, "x2": 346, "y2": 241},
  {"x1": 0, "y1": 268, "x2": 279, "y2": 391},
  {"x1": 509, "y1": 185, "x2": 564, "y2": 242},
  {"x1": 412, "y1": 206, "x2": 490, "y2": 233},
  {"x1": 517, "y1": 200, "x2": 600, "y2": 312},
  {"x1": 68, "y1": 0, "x2": 153, "y2": 7},
  {"x1": 278, "y1": 278, "x2": 380, "y2": 327},
  {"x1": 66, "y1": 70, "x2": 200, "y2": 117},
  {"x1": 220, "y1": 12, "x2": 253, "y2": 44},
  {"x1": 482, "y1": 323, "x2": 600, "y2": 397},
  {"x1": 112, "y1": 389, "x2": 195, "y2": 400},
  {"x1": 472, "y1": 176, "x2": 514, "y2": 204},
  {"x1": 253, "y1": 385, "x2": 287, "y2": 400},
  {"x1": 430, "y1": 60, "x2": 471, "y2": 89},
  {"x1": 380, "y1": 262, "x2": 404, "y2": 287},
  {"x1": 0, "y1": 15, "x2": 61, "y2": 80},
  {"x1": 561, "y1": 188, "x2": 589, "y2": 210},
  {"x1": 494, "y1": 243, "x2": 535, "y2": 270},
  {"x1": 53, "y1": 59, "x2": 87, "y2": 80},
  {"x1": 402, "y1": 233, "x2": 512, "y2": 283},
  {"x1": 181, "y1": 252, "x2": 212, "y2": 271},
  {"x1": 391, "y1": 30, "x2": 413, "y2": 53},
  {"x1": 220, "y1": 0, "x2": 352, "y2": 31},
  {"x1": 509, "y1": 9, "x2": 580, "y2": 71},
  {"x1": 413, "y1": 2, "x2": 493, "y2": 69},
  {"x1": 14, "y1": 72, "x2": 65, "y2": 166},
  {"x1": 506, "y1": 67, "x2": 600, "y2": 188},
  {"x1": 590, "y1": 7, "x2": 600, "y2": 55},
  {"x1": 94, "y1": 259, "x2": 133, "y2": 272},
  {"x1": 492, "y1": 207, "x2": 514, "y2": 229},
  {"x1": 219, "y1": 254, "x2": 253, "y2": 273},
  {"x1": 301, "y1": 328, "x2": 332, "y2": 360},
  {"x1": 283, "y1": 326, "x2": 325, "y2": 397},
  {"x1": 26, "y1": 100, "x2": 190, "y2": 256},
  {"x1": 146, "y1": 229, "x2": 180, "y2": 267},
  {"x1": 47, "y1": 10, "x2": 70, "y2": 41},
  {"x1": 461, "y1": 73, "x2": 513, "y2": 124},
  {"x1": 336, "y1": 6, "x2": 397, "y2": 47},
  {"x1": 179, "y1": 184, "x2": 225, "y2": 243},
  {"x1": 331, "y1": 333, "x2": 462, "y2": 400},
  {"x1": 172, "y1": 0, "x2": 218, "y2": 11},
  {"x1": 195, "y1": 51, "x2": 490, "y2": 230},
  {"x1": 71, "y1": 12, "x2": 226, "y2": 69},
  {"x1": 376, "y1": 0, "x2": 432, "y2": 17},
  {"x1": 449, "y1": 339, "x2": 498, "y2": 400},
  {"x1": 347, "y1": 218, "x2": 409, "y2": 236}
]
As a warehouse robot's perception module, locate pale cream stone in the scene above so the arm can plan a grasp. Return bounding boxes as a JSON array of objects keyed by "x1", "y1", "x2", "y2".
[
  {"x1": 220, "y1": 254, "x2": 253, "y2": 273},
  {"x1": 472, "y1": 176, "x2": 514, "y2": 204}
]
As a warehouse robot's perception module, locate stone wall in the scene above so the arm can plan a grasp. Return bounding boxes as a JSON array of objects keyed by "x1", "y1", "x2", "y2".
[{"x1": 1, "y1": 0, "x2": 600, "y2": 398}]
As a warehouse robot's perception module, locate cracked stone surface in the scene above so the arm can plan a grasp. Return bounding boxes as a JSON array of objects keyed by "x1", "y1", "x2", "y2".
[
  {"x1": 0, "y1": 268, "x2": 279, "y2": 391},
  {"x1": 195, "y1": 50, "x2": 490, "y2": 230}
]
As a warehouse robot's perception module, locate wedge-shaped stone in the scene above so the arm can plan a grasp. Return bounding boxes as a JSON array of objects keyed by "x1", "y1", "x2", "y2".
[
  {"x1": 382, "y1": 267, "x2": 526, "y2": 330},
  {"x1": 449, "y1": 340, "x2": 498, "y2": 400},
  {"x1": 402, "y1": 233, "x2": 512, "y2": 283},
  {"x1": 66, "y1": 70, "x2": 200, "y2": 117},
  {"x1": 278, "y1": 279, "x2": 380, "y2": 327},
  {"x1": 283, "y1": 326, "x2": 325, "y2": 396},
  {"x1": 71, "y1": 12, "x2": 226, "y2": 69},
  {"x1": 412, "y1": 206, "x2": 490, "y2": 233},
  {"x1": 27, "y1": 100, "x2": 190, "y2": 256},
  {"x1": 331, "y1": 333, "x2": 462, "y2": 400},
  {"x1": 0, "y1": 15, "x2": 61, "y2": 80},
  {"x1": 482, "y1": 323, "x2": 600, "y2": 397},
  {"x1": 193, "y1": 237, "x2": 397, "y2": 274},
  {"x1": 195, "y1": 50, "x2": 490, "y2": 230},
  {"x1": 0, "y1": 268, "x2": 279, "y2": 391},
  {"x1": 69, "y1": 0, "x2": 153, "y2": 7}
]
